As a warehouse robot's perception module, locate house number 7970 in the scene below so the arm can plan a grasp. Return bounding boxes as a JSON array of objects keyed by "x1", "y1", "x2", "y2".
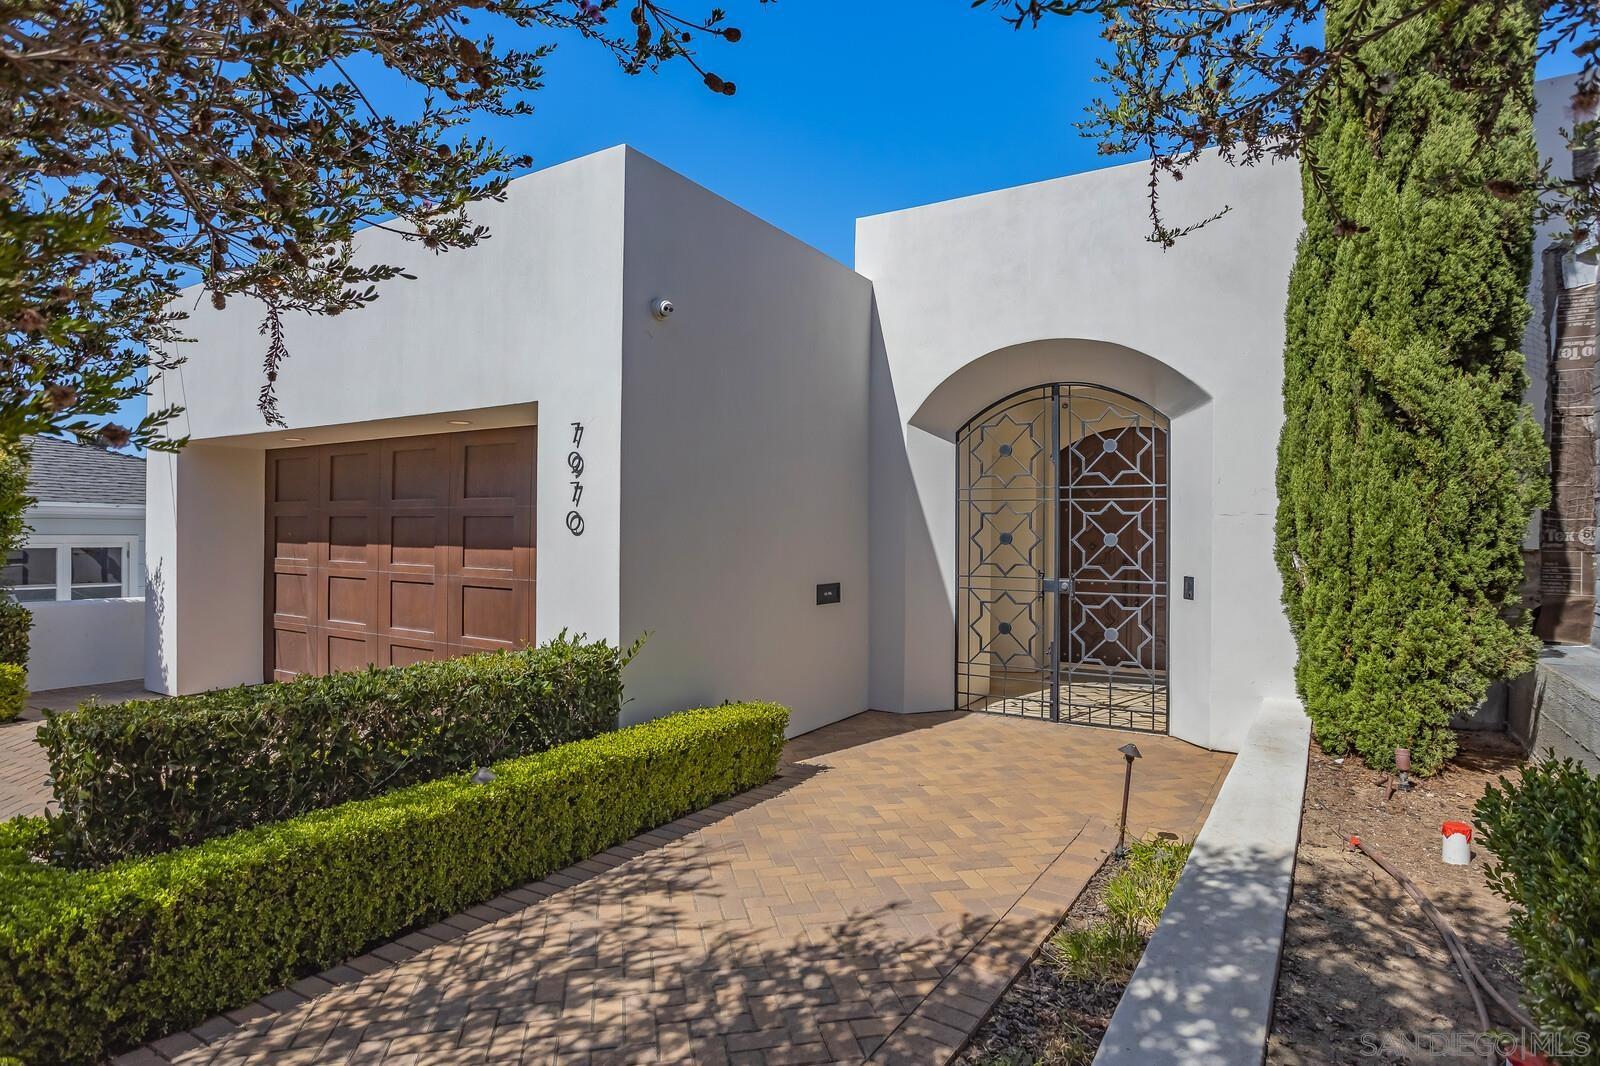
[{"x1": 566, "y1": 422, "x2": 586, "y2": 536}]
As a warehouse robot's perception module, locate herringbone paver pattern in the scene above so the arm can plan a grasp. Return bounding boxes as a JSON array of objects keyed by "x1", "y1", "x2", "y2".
[{"x1": 141, "y1": 711, "x2": 1230, "y2": 1066}]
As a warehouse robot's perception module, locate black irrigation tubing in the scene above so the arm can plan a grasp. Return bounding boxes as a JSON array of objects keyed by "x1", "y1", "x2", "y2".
[{"x1": 1340, "y1": 831, "x2": 1539, "y2": 1063}]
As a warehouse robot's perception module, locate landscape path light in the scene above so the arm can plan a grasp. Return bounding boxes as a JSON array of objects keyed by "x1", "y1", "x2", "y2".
[{"x1": 1115, "y1": 742, "x2": 1141, "y2": 860}]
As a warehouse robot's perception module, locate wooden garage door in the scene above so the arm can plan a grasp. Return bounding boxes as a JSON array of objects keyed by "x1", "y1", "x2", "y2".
[{"x1": 265, "y1": 427, "x2": 536, "y2": 680}]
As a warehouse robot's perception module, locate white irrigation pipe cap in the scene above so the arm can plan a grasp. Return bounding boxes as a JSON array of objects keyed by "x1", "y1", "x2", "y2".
[{"x1": 1441, "y1": 820, "x2": 1472, "y2": 865}]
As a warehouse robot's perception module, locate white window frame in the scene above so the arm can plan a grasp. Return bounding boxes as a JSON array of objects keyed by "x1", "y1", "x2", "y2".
[{"x1": 11, "y1": 534, "x2": 144, "y2": 602}]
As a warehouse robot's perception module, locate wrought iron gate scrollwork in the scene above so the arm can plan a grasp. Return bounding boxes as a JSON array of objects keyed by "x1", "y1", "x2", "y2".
[{"x1": 956, "y1": 384, "x2": 1170, "y2": 733}]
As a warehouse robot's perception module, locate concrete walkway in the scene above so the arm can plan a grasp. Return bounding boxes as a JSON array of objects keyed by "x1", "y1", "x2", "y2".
[
  {"x1": 1095, "y1": 701, "x2": 1309, "y2": 1066},
  {"x1": 131, "y1": 711, "x2": 1230, "y2": 1066}
]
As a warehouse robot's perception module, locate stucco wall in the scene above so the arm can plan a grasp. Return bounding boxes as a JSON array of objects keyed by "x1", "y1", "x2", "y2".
[
  {"x1": 27, "y1": 598, "x2": 146, "y2": 691},
  {"x1": 617, "y1": 151, "x2": 873, "y2": 736},
  {"x1": 146, "y1": 149, "x2": 631, "y2": 694},
  {"x1": 858, "y1": 152, "x2": 1305, "y2": 752},
  {"x1": 144, "y1": 146, "x2": 874, "y2": 734}
]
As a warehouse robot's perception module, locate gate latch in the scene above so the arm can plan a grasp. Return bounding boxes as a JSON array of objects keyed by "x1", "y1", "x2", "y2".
[{"x1": 1042, "y1": 578, "x2": 1073, "y2": 594}]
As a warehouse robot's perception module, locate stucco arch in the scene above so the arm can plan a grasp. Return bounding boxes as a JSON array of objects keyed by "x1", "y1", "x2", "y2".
[
  {"x1": 908, "y1": 338, "x2": 1212, "y2": 441},
  {"x1": 878, "y1": 335, "x2": 1217, "y2": 746}
]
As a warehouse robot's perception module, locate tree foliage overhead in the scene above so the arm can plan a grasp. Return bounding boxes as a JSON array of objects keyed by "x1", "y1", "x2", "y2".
[
  {"x1": 1273, "y1": 0, "x2": 1547, "y2": 773},
  {"x1": 994, "y1": 0, "x2": 1597, "y2": 245},
  {"x1": 1, "y1": 0, "x2": 758, "y2": 448}
]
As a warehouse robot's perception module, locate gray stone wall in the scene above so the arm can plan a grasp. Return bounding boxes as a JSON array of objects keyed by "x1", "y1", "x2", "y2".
[{"x1": 1514, "y1": 646, "x2": 1600, "y2": 772}]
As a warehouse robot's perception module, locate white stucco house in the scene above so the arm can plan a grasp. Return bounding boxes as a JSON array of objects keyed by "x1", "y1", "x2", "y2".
[
  {"x1": 5, "y1": 437, "x2": 147, "y2": 690},
  {"x1": 145, "y1": 78, "x2": 1581, "y2": 751}
]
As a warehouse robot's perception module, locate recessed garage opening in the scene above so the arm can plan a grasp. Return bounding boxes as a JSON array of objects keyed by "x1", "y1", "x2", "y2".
[
  {"x1": 957, "y1": 384, "x2": 1169, "y2": 732},
  {"x1": 265, "y1": 426, "x2": 536, "y2": 679}
]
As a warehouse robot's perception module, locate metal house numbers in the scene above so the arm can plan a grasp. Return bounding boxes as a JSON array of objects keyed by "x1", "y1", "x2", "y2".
[{"x1": 566, "y1": 422, "x2": 586, "y2": 536}]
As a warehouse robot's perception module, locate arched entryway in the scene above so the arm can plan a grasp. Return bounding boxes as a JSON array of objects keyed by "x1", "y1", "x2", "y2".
[{"x1": 956, "y1": 383, "x2": 1169, "y2": 732}]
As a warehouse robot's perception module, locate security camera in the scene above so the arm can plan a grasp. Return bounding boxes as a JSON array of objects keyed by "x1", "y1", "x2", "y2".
[{"x1": 652, "y1": 298, "x2": 675, "y2": 321}]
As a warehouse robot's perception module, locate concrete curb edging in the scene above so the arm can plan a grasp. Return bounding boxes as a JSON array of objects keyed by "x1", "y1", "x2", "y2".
[{"x1": 1093, "y1": 699, "x2": 1311, "y2": 1066}]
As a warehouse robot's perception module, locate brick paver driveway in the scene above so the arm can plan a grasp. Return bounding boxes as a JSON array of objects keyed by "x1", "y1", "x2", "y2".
[{"x1": 139, "y1": 711, "x2": 1231, "y2": 1066}]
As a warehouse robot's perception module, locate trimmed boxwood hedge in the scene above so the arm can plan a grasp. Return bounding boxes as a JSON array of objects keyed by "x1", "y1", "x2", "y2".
[
  {"x1": 40, "y1": 634, "x2": 633, "y2": 865},
  {"x1": 0, "y1": 665, "x2": 21, "y2": 724},
  {"x1": 0, "y1": 700, "x2": 788, "y2": 1065}
]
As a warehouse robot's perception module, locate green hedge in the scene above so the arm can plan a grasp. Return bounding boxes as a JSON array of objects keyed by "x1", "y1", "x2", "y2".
[
  {"x1": 0, "y1": 666, "x2": 21, "y2": 724},
  {"x1": 1476, "y1": 758, "x2": 1600, "y2": 1049},
  {"x1": 39, "y1": 635, "x2": 632, "y2": 865},
  {"x1": 0, "y1": 700, "x2": 788, "y2": 1064},
  {"x1": 0, "y1": 602, "x2": 27, "y2": 670}
]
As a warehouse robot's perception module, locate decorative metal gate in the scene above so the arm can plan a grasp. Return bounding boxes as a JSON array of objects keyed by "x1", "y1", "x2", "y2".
[{"x1": 956, "y1": 384, "x2": 1170, "y2": 732}]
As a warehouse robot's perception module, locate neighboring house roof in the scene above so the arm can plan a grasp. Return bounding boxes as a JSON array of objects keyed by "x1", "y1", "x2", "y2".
[{"x1": 23, "y1": 436, "x2": 145, "y2": 507}]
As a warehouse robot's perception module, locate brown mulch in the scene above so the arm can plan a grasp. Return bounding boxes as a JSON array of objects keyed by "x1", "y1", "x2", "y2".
[
  {"x1": 1267, "y1": 733, "x2": 1527, "y2": 1065},
  {"x1": 955, "y1": 858, "x2": 1126, "y2": 1066}
]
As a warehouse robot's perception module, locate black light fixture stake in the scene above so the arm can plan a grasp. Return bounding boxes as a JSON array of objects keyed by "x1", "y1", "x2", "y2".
[{"x1": 1115, "y1": 742, "x2": 1142, "y2": 860}]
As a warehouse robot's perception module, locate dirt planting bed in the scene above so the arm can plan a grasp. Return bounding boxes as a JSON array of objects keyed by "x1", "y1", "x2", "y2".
[
  {"x1": 1267, "y1": 734, "x2": 1526, "y2": 1065},
  {"x1": 958, "y1": 837, "x2": 1190, "y2": 1066}
]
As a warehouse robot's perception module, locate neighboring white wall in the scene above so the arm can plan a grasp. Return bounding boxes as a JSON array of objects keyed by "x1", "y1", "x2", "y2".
[
  {"x1": 18, "y1": 504, "x2": 146, "y2": 691},
  {"x1": 617, "y1": 151, "x2": 874, "y2": 737},
  {"x1": 26, "y1": 504, "x2": 143, "y2": 544},
  {"x1": 20, "y1": 503, "x2": 145, "y2": 600},
  {"x1": 145, "y1": 149, "x2": 632, "y2": 694},
  {"x1": 26, "y1": 598, "x2": 146, "y2": 691},
  {"x1": 858, "y1": 152, "x2": 1305, "y2": 752}
]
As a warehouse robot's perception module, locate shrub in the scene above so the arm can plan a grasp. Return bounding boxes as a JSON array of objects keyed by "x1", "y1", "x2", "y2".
[
  {"x1": 1052, "y1": 837, "x2": 1190, "y2": 983},
  {"x1": 0, "y1": 602, "x2": 27, "y2": 671},
  {"x1": 1475, "y1": 758, "x2": 1600, "y2": 1049},
  {"x1": 1273, "y1": 0, "x2": 1545, "y2": 774},
  {"x1": 0, "y1": 443, "x2": 30, "y2": 675},
  {"x1": 0, "y1": 666, "x2": 21, "y2": 724},
  {"x1": 0, "y1": 700, "x2": 789, "y2": 1065},
  {"x1": 39, "y1": 634, "x2": 634, "y2": 866}
]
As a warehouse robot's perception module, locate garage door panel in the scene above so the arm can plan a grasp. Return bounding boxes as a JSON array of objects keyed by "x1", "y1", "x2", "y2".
[
  {"x1": 272, "y1": 624, "x2": 315, "y2": 682},
  {"x1": 271, "y1": 513, "x2": 313, "y2": 565},
  {"x1": 453, "y1": 429, "x2": 536, "y2": 507},
  {"x1": 271, "y1": 568, "x2": 313, "y2": 623},
  {"x1": 323, "y1": 445, "x2": 379, "y2": 504},
  {"x1": 324, "y1": 512, "x2": 379, "y2": 570},
  {"x1": 449, "y1": 576, "x2": 531, "y2": 650},
  {"x1": 324, "y1": 631, "x2": 377, "y2": 674},
  {"x1": 382, "y1": 575, "x2": 447, "y2": 640},
  {"x1": 384, "y1": 512, "x2": 447, "y2": 574},
  {"x1": 320, "y1": 570, "x2": 379, "y2": 631},
  {"x1": 382, "y1": 637, "x2": 446, "y2": 669},
  {"x1": 383, "y1": 436, "x2": 451, "y2": 509},
  {"x1": 451, "y1": 507, "x2": 534, "y2": 580},
  {"x1": 269, "y1": 450, "x2": 318, "y2": 505},
  {"x1": 267, "y1": 427, "x2": 536, "y2": 680}
]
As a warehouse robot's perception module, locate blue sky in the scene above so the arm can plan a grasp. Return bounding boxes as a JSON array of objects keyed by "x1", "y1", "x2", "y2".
[
  {"x1": 471, "y1": 2, "x2": 1120, "y2": 266},
  {"x1": 121, "y1": 4, "x2": 1584, "y2": 432}
]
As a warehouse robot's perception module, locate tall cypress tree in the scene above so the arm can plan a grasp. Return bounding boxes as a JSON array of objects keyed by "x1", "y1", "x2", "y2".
[{"x1": 1275, "y1": 0, "x2": 1547, "y2": 774}]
